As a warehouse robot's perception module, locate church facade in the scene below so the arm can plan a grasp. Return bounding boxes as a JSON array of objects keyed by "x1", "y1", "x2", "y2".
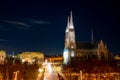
[{"x1": 63, "y1": 12, "x2": 109, "y2": 64}]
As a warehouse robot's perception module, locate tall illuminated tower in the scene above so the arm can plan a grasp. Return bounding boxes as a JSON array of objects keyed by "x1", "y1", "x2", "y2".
[{"x1": 63, "y1": 11, "x2": 76, "y2": 64}]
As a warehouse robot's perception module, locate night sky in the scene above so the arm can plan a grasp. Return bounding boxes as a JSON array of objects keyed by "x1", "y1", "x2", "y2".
[{"x1": 0, "y1": 0, "x2": 120, "y2": 55}]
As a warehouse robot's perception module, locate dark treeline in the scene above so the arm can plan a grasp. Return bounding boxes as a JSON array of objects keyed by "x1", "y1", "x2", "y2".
[{"x1": 62, "y1": 58, "x2": 120, "y2": 73}]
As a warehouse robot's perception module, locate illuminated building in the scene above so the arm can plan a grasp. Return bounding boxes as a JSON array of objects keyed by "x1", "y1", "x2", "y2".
[
  {"x1": 76, "y1": 40, "x2": 109, "y2": 60},
  {"x1": 17, "y1": 52, "x2": 44, "y2": 64},
  {"x1": 63, "y1": 11, "x2": 76, "y2": 64},
  {"x1": 114, "y1": 55, "x2": 120, "y2": 60},
  {"x1": 63, "y1": 12, "x2": 109, "y2": 64},
  {"x1": 0, "y1": 50, "x2": 6, "y2": 64}
]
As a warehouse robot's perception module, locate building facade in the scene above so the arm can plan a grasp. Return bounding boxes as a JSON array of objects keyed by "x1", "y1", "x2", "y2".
[
  {"x1": 63, "y1": 12, "x2": 76, "y2": 64},
  {"x1": 63, "y1": 12, "x2": 109, "y2": 64},
  {"x1": 76, "y1": 40, "x2": 108, "y2": 60},
  {"x1": 17, "y1": 52, "x2": 44, "y2": 64},
  {"x1": 0, "y1": 50, "x2": 6, "y2": 64}
]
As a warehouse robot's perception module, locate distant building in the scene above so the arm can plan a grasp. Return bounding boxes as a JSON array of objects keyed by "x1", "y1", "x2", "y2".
[
  {"x1": 17, "y1": 52, "x2": 44, "y2": 64},
  {"x1": 114, "y1": 55, "x2": 120, "y2": 60},
  {"x1": 47, "y1": 56, "x2": 63, "y2": 65},
  {"x1": 0, "y1": 50, "x2": 6, "y2": 64},
  {"x1": 63, "y1": 12, "x2": 109, "y2": 64}
]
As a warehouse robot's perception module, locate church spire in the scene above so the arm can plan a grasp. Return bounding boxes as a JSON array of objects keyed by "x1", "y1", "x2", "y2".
[
  {"x1": 67, "y1": 16, "x2": 69, "y2": 27},
  {"x1": 66, "y1": 17, "x2": 69, "y2": 32},
  {"x1": 63, "y1": 11, "x2": 76, "y2": 64},
  {"x1": 69, "y1": 11, "x2": 74, "y2": 29},
  {"x1": 91, "y1": 28, "x2": 94, "y2": 43}
]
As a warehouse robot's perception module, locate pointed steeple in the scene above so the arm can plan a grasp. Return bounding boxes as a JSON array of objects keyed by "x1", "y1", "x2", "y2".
[
  {"x1": 100, "y1": 40, "x2": 104, "y2": 46},
  {"x1": 105, "y1": 44, "x2": 107, "y2": 49},
  {"x1": 69, "y1": 11, "x2": 74, "y2": 29},
  {"x1": 67, "y1": 16, "x2": 69, "y2": 27},
  {"x1": 66, "y1": 17, "x2": 69, "y2": 32},
  {"x1": 91, "y1": 28, "x2": 94, "y2": 43},
  {"x1": 12, "y1": 51, "x2": 15, "y2": 57}
]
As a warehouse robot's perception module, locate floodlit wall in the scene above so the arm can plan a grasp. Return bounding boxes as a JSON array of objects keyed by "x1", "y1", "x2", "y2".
[
  {"x1": 17, "y1": 52, "x2": 44, "y2": 64},
  {"x1": 0, "y1": 50, "x2": 6, "y2": 64}
]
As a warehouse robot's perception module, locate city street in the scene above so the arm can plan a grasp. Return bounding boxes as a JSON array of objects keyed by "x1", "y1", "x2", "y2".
[
  {"x1": 44, "y1": 63, "x2": 59, "y2": 80},
  {"x1": 37, "y1": 62, "x2": 59, "y2": 80}
]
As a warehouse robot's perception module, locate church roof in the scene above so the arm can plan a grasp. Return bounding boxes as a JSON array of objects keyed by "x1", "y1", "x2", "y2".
[{"x1": 76, "y1": 42, "x2": 98, "y2": 49}]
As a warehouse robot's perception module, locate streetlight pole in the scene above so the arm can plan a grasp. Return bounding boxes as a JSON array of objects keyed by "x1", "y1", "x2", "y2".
[
  {"x1": 78, "y1": 70, "x2": 82, "y2": 80},
  {"x1": 14, "y1": 71, "x2": 19, "y2": 80}
]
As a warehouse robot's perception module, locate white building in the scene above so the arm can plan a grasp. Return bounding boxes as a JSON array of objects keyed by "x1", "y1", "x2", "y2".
[
  {"x1": 17, "y1": 52, "x2": 44, "y2": 64},
  {"x1": 63, "y1": 12, "x2": 109, "y2": 65},
  {"x1": 0, "y1": 50, "x2": 6, "y2": 64},
  {"x1": 63, "y1": 11, "x2": 76, "y2": 64}
]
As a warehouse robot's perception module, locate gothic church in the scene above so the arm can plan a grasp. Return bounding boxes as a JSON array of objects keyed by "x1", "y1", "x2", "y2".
[{"x1": 63, "y1": 12, "x2": 109, "y2": 64}]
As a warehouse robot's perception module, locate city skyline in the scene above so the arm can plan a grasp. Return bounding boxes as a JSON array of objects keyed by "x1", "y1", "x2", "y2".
[{"x1": 0, "y1": 0, "x2": 120, "y2": 55}]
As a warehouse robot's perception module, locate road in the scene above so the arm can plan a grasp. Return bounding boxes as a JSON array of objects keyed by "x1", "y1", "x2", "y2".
[
  {"x1": 36, "y1": 62, "x2": 66, "y2": 80},
  {"x1": 44, "y1": 63, "x2": 59, "y2": 80}
]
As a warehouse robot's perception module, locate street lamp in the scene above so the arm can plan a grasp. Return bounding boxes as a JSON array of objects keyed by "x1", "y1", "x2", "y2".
[
  {"x1": 14, "y1": 71, "x2": 19, "y2": 80},
  {"x1": 78, "y1": 70, "x2": 82, "y2": 80}
]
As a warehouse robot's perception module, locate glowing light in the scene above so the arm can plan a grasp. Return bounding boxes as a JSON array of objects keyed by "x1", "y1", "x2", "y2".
[
  {"x1": 38, "y1": 68, "x2": 43, "y2": 72},
  {"x1": 71, "y1": 51, "x2": 74, "y2": 57},
  {"x1": 47, "y1": 63, "x2": 53, "y2": 73},
  {"x1": 69, "y1": 25, "x2": 74, "y2": 29},
  {"x1": 32, "y1": 59, "x2": 35, "y2": 62},
  {"x1": 63, "y1": 48, "x2": 70, "y2": 64},
  {"x1": 22, "y1": 59, "x2": 25, "y2": 63},
  {"x1": 66, "y1": 29, "x2": 68, "y2": 32},
  {"x1": 45, "y1": 59, "x2": 47, "y2": 63},
  {"x1": 63, "y1": 49, "x2": 69, "y2": 59}
]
